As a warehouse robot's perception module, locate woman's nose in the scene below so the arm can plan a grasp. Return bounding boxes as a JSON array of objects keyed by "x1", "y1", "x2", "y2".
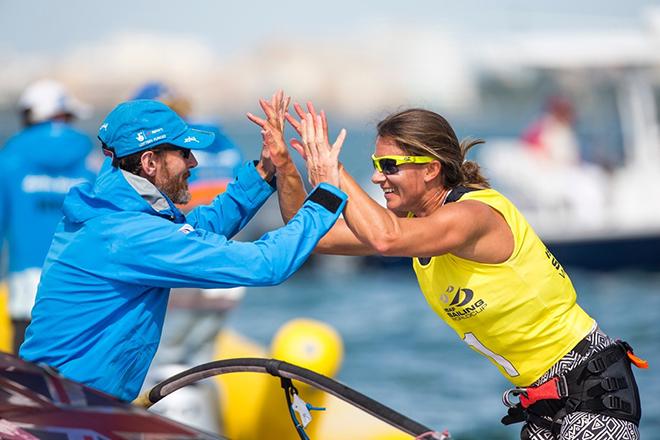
[{"x1": 371, "y1": 168, "x2": 385, "y2": 184}]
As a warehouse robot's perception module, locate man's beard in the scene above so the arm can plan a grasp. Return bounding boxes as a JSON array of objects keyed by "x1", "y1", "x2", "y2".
[{"x1": 157, "y1": 167, "x2": 191, "y2": 205}]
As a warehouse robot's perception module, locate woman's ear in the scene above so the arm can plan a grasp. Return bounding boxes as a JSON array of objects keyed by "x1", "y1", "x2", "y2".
[
  {"x1": 139, "y1": 151, "x2": 158, "y2": 177},
  {"x1": 424, "y1": 160, "x2": 442, "y2": 183}
]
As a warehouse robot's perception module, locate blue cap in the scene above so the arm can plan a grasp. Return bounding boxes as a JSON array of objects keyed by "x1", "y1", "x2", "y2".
[{"x1": 98, "y1": 100, "x2": 215, "y2": 158}]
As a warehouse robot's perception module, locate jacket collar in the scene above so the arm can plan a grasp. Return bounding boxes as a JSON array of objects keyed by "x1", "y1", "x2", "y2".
[{"x1": 120, "y1": 169, "x2": 171, "y2": 212}]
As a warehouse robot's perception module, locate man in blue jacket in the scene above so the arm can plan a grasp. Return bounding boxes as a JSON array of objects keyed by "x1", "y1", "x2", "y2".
[
  {"x1": 0, "y1": 79, "x2": 95, "y2": 351},
  {"x1": 20, "y1": 99, "x2": 348, "y2": 402}
]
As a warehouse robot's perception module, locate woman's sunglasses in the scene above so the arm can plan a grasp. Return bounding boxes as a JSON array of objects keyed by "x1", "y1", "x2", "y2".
[{"x1": 371, "y1": 154, "x2": 435, "y2": 175}]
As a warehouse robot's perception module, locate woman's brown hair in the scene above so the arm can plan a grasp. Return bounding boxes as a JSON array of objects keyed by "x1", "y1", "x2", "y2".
[{"x1": 376, "y1": 108, "x2": 489, "y2": 189}]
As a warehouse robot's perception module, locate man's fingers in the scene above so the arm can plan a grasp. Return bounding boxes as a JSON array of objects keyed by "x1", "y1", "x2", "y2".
[
  {"x1": 246, "y1": 112, "x2": 267, "y2": 128},
  {"x1": 276, "y1": 90, "x2": 286, "y2": 110},
  {"x1": 272, "y1": 91, "x2": 283, "y2": 118},
  {"x1": 259, "y1": 98, "x2": 276, "y2": 119},
  {"x1": 280, "y1": 96, "x2": 291, "y2": 120},
  {"x1": 285, "y1": 112, "x2": 302, "y2": 134},
  {"x1": 260, "y1": 130, "x2": 272, "y2": 157}
]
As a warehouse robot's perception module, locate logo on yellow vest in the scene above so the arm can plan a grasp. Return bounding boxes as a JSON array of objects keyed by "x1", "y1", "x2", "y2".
[{"x1": 441, "y1": 285, "x2": 487, "y2": 321}]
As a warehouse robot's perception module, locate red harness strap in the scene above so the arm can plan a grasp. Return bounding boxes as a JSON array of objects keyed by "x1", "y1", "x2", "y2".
[{"x1": 519, "y1": 377, "x2": 563, "y2": 409}]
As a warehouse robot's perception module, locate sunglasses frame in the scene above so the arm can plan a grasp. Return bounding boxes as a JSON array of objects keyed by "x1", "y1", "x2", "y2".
[
  {"x1": 371, "y1": 154, "x2": 436, "y2": 175},
  {"x1": 156, "y1": 145, "x2": 192, "y2": 160}
]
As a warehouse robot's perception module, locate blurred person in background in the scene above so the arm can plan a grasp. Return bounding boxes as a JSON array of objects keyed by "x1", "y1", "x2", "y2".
[
  {"x1": 250, "y1": 102, "x2": 645, "y2": 440},
  {"x1": 517, "y1": 95, "x2": 609, "y2": 229},
  {"x1": 522, "y1": 96, "x2": 580, "y2": 166},
  {"x1": 0, "y1": 79, "x2": 95, "y2": 352},
  {"x1": 19, "y1": 98, "x2": 347, "y2": 402}
]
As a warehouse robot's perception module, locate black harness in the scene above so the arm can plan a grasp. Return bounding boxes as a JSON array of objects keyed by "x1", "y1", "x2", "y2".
[{"x1": 501, "y1": 340, "x2": 643, "y2": 436}]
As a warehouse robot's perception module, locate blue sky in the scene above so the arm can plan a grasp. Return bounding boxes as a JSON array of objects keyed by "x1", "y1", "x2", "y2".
[
  {"x1": 1, "y1": 0, "x2": 658, "y2": 57},
  {"x1": 1, "y1": 0, "x2": 659, "y2": 117}
]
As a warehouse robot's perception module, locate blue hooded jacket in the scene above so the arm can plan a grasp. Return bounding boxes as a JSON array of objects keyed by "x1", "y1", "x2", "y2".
[
  {"x1": 0, "y1": 121, "x2": 94, "y2": 318},
  {"x1": 20, "y1": 158, "x2": 346, "y2": 401}
]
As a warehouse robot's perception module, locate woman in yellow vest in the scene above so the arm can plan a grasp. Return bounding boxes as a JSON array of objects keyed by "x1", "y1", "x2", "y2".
[{"x1": 248, "y1": 100, "x2": 644, "y2": 440}]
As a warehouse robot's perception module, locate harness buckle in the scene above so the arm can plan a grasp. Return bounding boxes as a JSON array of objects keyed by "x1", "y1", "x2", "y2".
[
  {"x1": 502, "y1": 388, "x2": 527, "y2": 408},
  {"x1": 601, "y1": 376, "x2": 627, "y2": 392},
  {"x1": 587, "y1": 357, "x2": 607, "y2": 374},
  {"x1": 564, "y1": 397, "x2": 581, "y2": 413},
  {"x1": 602, "y1": 395, "x2": 632, "y2": 414},
  {"x1": 556, "y1": 375, "x2": 569, "y2": 398}
]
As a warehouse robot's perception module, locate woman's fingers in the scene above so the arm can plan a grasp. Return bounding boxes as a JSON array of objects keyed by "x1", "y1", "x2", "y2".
[
  {"x1": 300, "y1": 117, "x2": 309, "y2": 155},
  {"x1": 293, "y1": 102, "x2": 306, "y2": 119},
  {"x1": 314, "y1": 114, "x2": 325, "y2": 148},
  {"x1": 287, "y1": 102, "x2": 306, "y2": 135},
  {"x1": 307, "y1": 101, "x2": 318, "y2": 119},
  {"x1": 285, "y1": 112, "x2": 302, "y2": 134},
  {"x1": 321, "y1": 110, "x2": 329, "y2": 141},
  {"x1": 284, "y1": 101, "x2": 338, "y2": 169},
  {"x1": 290, "y1": 139, "x2": 306, "y2": 159},
  {"x1": 332, "y1": 128, "x2": 347, "y2": 157},
  {"x1": 304, "y1": 113, "x2": 316, "y2": 156}
]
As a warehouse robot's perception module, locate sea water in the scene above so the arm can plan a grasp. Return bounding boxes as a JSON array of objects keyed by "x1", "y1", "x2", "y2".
[{"x1": 227, "y1": 262, "x2": 660, "y2": 439}]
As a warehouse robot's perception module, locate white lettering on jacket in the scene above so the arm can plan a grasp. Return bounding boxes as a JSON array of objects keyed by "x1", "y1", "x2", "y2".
[
  {"x1": 21, "y1": 175, "x2": 87, "y2": 194},
  {"x1": 178, "y1": 224, "x2": 195, "y2": 235}
]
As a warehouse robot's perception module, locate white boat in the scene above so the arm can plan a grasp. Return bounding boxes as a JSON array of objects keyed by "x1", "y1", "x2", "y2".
[{"x1": 476, "y1": 19, "x2": 660, "y2": 270}]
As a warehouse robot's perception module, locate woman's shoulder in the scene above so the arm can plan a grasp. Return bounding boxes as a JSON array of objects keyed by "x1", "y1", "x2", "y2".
[{"x1": 447, "y1": 186, "x2": 500, "y2": 204}]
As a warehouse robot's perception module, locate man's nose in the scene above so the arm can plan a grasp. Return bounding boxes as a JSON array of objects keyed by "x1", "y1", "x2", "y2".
[{"x1": 187, "y1": 152, "x2": 198, "y2": 169}]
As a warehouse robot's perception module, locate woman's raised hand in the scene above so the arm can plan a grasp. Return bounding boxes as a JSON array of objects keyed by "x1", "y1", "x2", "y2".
[
  {"x1": 286, "y1": 101, "x2": 346, "y2": 187},
  {"x1": 285, "y1": 102, "x2": 327, "y2": 159}
]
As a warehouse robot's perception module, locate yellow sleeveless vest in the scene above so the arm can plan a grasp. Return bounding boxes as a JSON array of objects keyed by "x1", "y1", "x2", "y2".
[{"x1": 412, "y1": 188, "x2": 594, "y2": 386}]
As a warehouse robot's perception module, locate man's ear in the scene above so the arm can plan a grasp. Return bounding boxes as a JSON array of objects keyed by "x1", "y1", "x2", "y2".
[
  {"x1": 424, "y1": 160, "x2": 442, "y2": 183},
  {"x1": 139, "y1": 151, "x2": 159, "y2": 177}
]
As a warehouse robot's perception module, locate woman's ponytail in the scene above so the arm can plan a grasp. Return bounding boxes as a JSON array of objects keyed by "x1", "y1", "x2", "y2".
[{"x1": 459, "y1": 138, "x2": 490, "y2": 188}]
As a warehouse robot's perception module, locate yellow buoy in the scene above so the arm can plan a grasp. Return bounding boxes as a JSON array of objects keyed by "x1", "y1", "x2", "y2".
[
  {"x1": 215, "y1": 318, "x2": 413, "y2": 439},
  {"x1": 253, "y1": 319, "x2": 343, "y2": 439},
  {"x1": 270, "y1": 318, "x2": 343, "y2": 378},
  {"x1": 0, "y1": 282, "x2": 12, "y2": 353}
]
